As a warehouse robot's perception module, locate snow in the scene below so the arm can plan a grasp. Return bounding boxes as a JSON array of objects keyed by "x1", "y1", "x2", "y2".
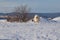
[
  {"x1": 52, "y1": 17, "x2": 60, "y2": 22},
  {"x1": 0, "y1": 17, "x2": 60, "y2": 40},
  {"x1": 0, "y1": 19, "x2": 7, "y2": 22}
]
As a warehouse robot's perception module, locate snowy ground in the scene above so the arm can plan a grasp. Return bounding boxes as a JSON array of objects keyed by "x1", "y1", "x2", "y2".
[
  {"x1": 0, "y1": 17, "x2": 60, "y2": 40},
  {"x1": 52, "y1": 17, "x2": 60, "y2": 22}
]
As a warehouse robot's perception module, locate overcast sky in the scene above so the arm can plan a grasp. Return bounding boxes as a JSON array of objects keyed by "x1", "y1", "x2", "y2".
[{"x1": 0, "y1": 0, "x2": 60, "y2": 13}]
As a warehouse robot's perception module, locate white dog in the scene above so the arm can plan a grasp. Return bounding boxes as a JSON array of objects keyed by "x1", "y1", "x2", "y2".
[{"x1": 32, "y1": 15, "x2": 40, "y2": 23}]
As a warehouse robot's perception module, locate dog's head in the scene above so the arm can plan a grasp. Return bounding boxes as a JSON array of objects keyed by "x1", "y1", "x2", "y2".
[{"x1": 34, "y1": 15, "x2": 39, "y2": 19}]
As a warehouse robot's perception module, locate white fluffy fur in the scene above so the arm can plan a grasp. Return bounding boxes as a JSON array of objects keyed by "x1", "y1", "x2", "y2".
[{"x1": 33, "y1": 15, "x2": 40, "y2": 23}]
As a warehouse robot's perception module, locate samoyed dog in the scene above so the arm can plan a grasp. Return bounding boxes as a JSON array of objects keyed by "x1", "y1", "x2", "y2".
[{"x1": 32, "y1": 15, "x2": 40, "y2": 23}]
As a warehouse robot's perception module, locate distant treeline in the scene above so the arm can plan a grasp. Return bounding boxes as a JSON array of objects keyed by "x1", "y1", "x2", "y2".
[{"x1": 0, "y1": 13, "x2": 60, "y2": 18}]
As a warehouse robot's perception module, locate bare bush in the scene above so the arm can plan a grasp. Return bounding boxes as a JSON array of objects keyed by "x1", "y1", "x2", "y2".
[
  {"x1": 14, "y1": 5, "x2": 31, "y2": 22},
  {"x1": 7, "y1": 16, "x2": 20, "y2": 22}
]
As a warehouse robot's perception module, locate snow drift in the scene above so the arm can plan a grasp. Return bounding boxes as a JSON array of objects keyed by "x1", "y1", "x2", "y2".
[{"x1": 52, "y1": 17, "x2": 60, "y2": 22}]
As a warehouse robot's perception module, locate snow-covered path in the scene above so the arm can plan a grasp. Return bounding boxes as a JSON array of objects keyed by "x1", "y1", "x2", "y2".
[{"x1": 0, "y1": 17, "x2": 60, "y2": 40}]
